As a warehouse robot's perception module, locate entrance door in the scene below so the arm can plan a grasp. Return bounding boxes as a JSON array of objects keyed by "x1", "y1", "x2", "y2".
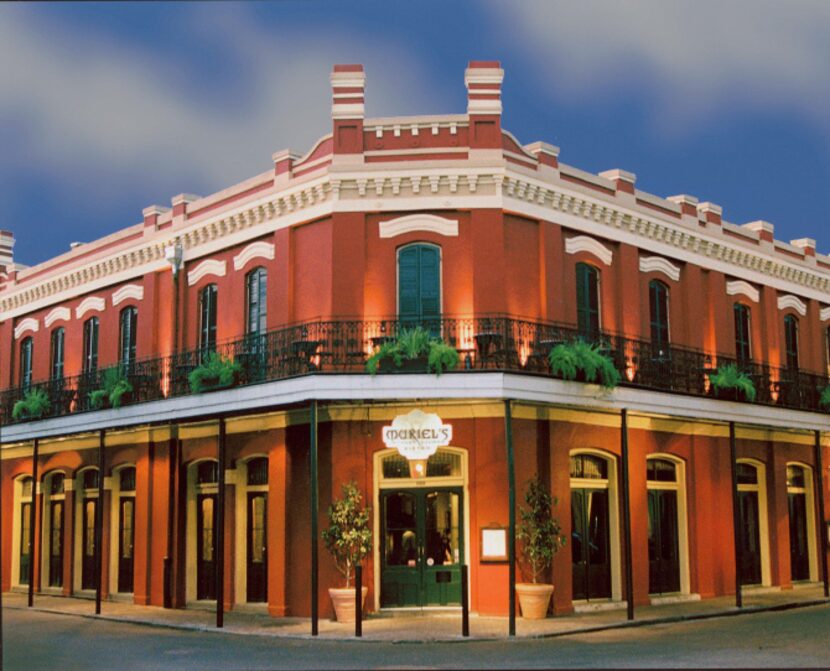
[
  {"x1": 246, "y1": 492, "x2": 267, "y2": 603},
  {"x1": 118, "y1": 496, "x2": 135, "y2": 593},
  {"x1": 738, "y1": 490, "x2": 762, "y2": 585},
  {"x1": 19, "y1": 502, "x2": 32, "y2": 585},
  {"x1": 381, "y1": 488, "x2": 463, "y2": 608},
  {"x1": 81, "y1": 498, "x2": 97, "y2": 590},
  {"x1": 48, "y1": 501, "x2": 64, "y2": 587},
  {"x1": 788, "y1": 491, "x2": 810, "y2": 581},
  {"x1": 571, "y1": 488, "x2": 611, "y2": 600},
  {"x1": 196, "y1": 493, "x2": 217, "y2": 600},
  {"x1": 647, "y1": 489, "x2": 680, "y2": 594}
]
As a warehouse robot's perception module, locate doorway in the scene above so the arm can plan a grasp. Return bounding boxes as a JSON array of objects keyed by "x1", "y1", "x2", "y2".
[
  {"x1": 646, "y1": 457, "x2": 687, "y2": 596},
  {"x1": 736, "y1": 460, "x2": 771, "y2": 586},
  {"x1": 786, "y1": 464, "x2": 816, "y2": 582}
]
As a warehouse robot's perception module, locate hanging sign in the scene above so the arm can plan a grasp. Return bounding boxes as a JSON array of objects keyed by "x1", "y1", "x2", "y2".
[{"x1": 382, "y1": 409, "x2": 452, "y2": 461}]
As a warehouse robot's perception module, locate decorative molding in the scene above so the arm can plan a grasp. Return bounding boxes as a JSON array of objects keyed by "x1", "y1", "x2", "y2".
[
  {"x1": 111, "y1": 284, "x2": 144, "y2": 306},
  {"x1": 232, "y1": 241, "x2": 275, "y2": 271},
  {"x1": 639, "y1": 256, "x2": 681, "y2": 282},
  {"x1": 14, "y1": 317, "x2": 38, "y2": 339},
  {"x1": 187, "y1": 259, "x2": 227, "y2": 287},
  {"x1": 726, "y1": 280, "x2": 760, "y2": 304},
  {"x1": 565, "y1": 235, "x2": 613, "y2": 266},
  {"x1": 75, "y1": 296, "x2": 106, "y2": 319},
  {"x1": 821, "y1": 306, "x2": 830, "y2": 322},
  {"x1": 44, "y1": 307, "x2": 71, "y2": 328},
  {"x1": 777, "y1": 294, "x2": 807, "y2": 316},
  {"x1": 378, "y1": 214, "x2": 459, "y2": 239}
]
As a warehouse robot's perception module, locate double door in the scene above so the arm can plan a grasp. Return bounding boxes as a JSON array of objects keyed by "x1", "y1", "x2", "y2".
[
  {"x1": 381, "y1": 488, "x2": 463, "y2": 608},
  {"x1": 737, "y1": 490, "x2": 762, "y2": 585},
  {"x1": 647, "y1": 489, "x2": 680, "y2": 595},
  {"x1": 571, "y1": 488, "x2": 611, "y2": 600}
]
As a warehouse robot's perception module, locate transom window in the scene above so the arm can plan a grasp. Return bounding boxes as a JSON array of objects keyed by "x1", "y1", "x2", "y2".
[
  {"x1": 247, "y1": 457, "x2": 268, "y2": 486},
  {"x1": 576, "y1": 262, "x2": 600, "y2": 341},
  {"x1": 786, "y1": 465, "x2": 806, "y2": 489},
  {"x1": 569, "y1": 454, "x2": 608, "y2": 479},
  {"x1": 83, "y1": 316, "x2": 99, "y2": 374},
  {"x1": 82, "y1": 469, "x2": 98, "y2": 492},
  {"x1": 51, "y1": 327, "x2": 65, "y2": 381},
  {"x1": 784, "y1": 315, "x2": 799, "y2": 370},
  {"x1": 119, "y1": 467, "x2": 136, "y2": 492},
  {"x1": 647, "y1": 458, "x2": 677, "y2": 482},
  {"x1": 197, "y1": 461, "x2": 219, "y2": 485},
  {"x1": 21, "y1": 476, "x2": 33, "y2": 498},
  {"x1": 736, "y1": 462, "x2": 759, "y2": 485},
  {"x1": 119, "y1": 307, "x2": 138, "y2": 368},
  {"x1": 19, "y1": 336, "x2": 33, "y2": 389},
  {"x1": 198, "y1": 284, "x2": 218, "y2": 355},
  {"x1": 734, "y1": 304, "x2": 752, "y2": 364},
  {"x1": 649, "y1": 280, "x2": 670, "y2": 354},
  {"x1": 50, "y1": 473, "x2": 65, "y2": 495},
  {"x1": 246, "y1": 268, "x2": 268, "y2": 336},
  {"x1": 381, "y1": 451, "x2": 461, "y2": 479}
]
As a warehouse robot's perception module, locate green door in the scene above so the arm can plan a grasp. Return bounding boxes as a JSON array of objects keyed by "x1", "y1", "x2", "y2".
[{"x1": 381, "y1": 488, "x2": 463, "y2": 608}]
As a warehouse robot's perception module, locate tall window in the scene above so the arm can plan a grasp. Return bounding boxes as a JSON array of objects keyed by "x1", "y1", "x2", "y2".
[
  {"x1": 649, "y1": 280, "x2": 670, "y2": 354},
  {"x1": 50, "y1": 328, "x2": 65, "y2": 381},
  {"x1": 784, "y1": 315, "x2": 799, "y2": 370},
  {"x1": 734, "y1": 304, "x2": 752, "y2": 364},
  {"x1": 82, "y1": 316, "x2": 99, "y2": 374},
  {"x1": 19, "y1": 337, "x2": 33, "y2": 389},
  {"x1": 576, "y1": 263, "x2": 600, "y2": 341},
  {"x1": 246, "y1": 268, "x2": 267, "y2": 336},
  {"x1": 119, "y1": 307, "x2": 138, "y2": 368},
  {"x1": 199, "y1": 284, "x2": 218, "y2": 354},
  {"x1": 398, "y1": 244, "x2": 441, "y2": 326}
]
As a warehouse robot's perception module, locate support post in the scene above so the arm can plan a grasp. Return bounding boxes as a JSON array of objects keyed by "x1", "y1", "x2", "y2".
[
  {"x1": 815, "y1": 430, "x2": 829, "y2": 598},
  {"x1": 461, "y1": 564, "x2": 470, "y2": 637},
  {"x1": 620, "y1": 409, "x2": 634, "y2": 621},
  {"x1": 505, "y1": 399, "x2": 516, "y2": 637},
  {"x1": 729, "y1": 421, "x2": 742, "y2": 608},
  {"x1": 95, "y1": 429, "x2": 106, "y2": 615},
  {"x1": 310, "y1": 399, "x2": 319, "y2": 636},
  {"x1": 28, "y1": 437, "x2": 39, "y2": 607},
  {"x1": 164, "y1": 424, "x2": 178, "y2": 609},
  {"x1": 216, "y1": 417, "x2": 226, "y2": 628},
  {"x1": 355, "y1": 564, "x2": 362, "y2": 638}
]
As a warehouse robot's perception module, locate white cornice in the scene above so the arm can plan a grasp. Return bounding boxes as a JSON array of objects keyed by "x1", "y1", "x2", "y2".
[
  {"x1": 639, "y1": 256, "x2": 681, "y2": 282},
  {"x1": 726, "y1": 280, "x2": 760, "y2": 304},
  {"x1": 14, "y1": 317, "x2": 38, "y2": 339},
  {"x1": 378, "y1": 214, "x2": 459, "y2": 239},
  {"x1": 187, "y1": 259, "x2": 227, "y2": 287},
  {"x1": 44, "y1": 307, "x2": 71, "y2": 328},
  {"x1": 777, "y1": 294, "x2": 807, "y2": 316},
  {"x1": 565, "y1": 235, "x2": 613, "y2": 266},
  {"x1": 232, "y1": 241, "x2": 275, "y2": 271},
  {"x1": 75, "y1": 296, "x2": 105, "y2": 319},
  {"x1": 111, "y1": 284, "x2": 144, "y2": 306}
]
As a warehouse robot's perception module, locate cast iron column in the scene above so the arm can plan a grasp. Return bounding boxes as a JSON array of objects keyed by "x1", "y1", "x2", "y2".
[
  {"x1": 815, "y1": 430, "x2": 829, "y2": 598},
  {"x1": 505, "y1": 399, "x2": 516, "y2": 636},
  {"x1": 729, "y1": 421, "x2": 742, "y2": 608},
  {"x1": 28, "y1": 437, "x2": 39, "y2": 607},
  {"x1": 95, "y1": 429, "x2": 106, "y2": 614},
  {"x1": 620, "y1": 409, "x2": 634, "y2": 620},
  {"x1": 216, "y1": 417, "x2": 226, "y2": 628},
  {"x1": 310, "y1": 400, "x2": 319, "y2": 636},
  {"x1": 164, "y1": 424, "x2": 178, "y2": 609}
]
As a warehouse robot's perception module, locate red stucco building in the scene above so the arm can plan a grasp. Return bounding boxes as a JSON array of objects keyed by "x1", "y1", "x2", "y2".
[{"x1": 1, "y1": 62, "x2": 828, "y2": 624}]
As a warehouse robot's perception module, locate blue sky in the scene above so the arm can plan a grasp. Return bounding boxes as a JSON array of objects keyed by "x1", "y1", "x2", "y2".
[{"x1": 2, "y1": 1, "x2": 830, "y2": 267}]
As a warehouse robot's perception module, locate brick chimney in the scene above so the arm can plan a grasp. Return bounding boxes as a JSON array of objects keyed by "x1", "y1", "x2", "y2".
[
  {"x1": 143, "y1": 205, "x2": 170, "y2": 232},
  {"x1": 465, "y1": 60, "x2": 503, "y2": 149},
  {"x1": 331, "y1": 64, "x2": 365, "y2": 155},
  {"x1": 0, "y1": 230, "x2": 14, "y2": 271}
]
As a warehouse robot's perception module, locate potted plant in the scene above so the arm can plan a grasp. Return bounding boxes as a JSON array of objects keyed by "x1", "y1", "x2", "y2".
[
  {"x1": 708, "y1": 363, "x2": 756, "y2": 402},
  {"x1": 820, "y1": 385, "x2": 830, "y2": 410},
  {"x1": 548, "y1": 340, "x2": 621, "y2": 388},
  {"x1": 515, "y1": 477, "x2": 566, "y2": 619},
  {"x1": 188, "y1": 352, "x2": 243, "y2": 394},
  {"x1": 322, "y1": 481, "x2": 373, "y2": 623},
  {"x1": 12, "y1": 388, "x2": 51, "y2": 422},
  {"x1": 365, "y1": 326, "x2": 459, "y2": 375},
  {"x1": 89, "y1": 366, "x2": 134, "y2": 409}
]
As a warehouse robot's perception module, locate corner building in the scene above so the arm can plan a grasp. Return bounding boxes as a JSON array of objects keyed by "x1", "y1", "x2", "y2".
[{"x1": 1, "y1": 62, "x2": 829, "y2": 620}]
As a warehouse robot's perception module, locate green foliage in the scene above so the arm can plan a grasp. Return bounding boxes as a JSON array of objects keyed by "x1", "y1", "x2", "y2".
[
  {"x1": 89, "y1": 366, "x2": 134, "y2": 409},
  {"x1": 321, "y1": 481, "x2": 372, "y2": 588},
  {"x1": 821, "y1": 385, "x2": 830, "y2": 409},
  {"x1": 709, "y1": 363, "x2": 756, "y2": 402},
  {"x1": 365, "y1": 327, "x2": 459, "y2": 376},
  {"x1": 188, "y1": 352, "x2": 243, "y2": 394},
  {"x1": 548, "y1": 340, "x2": 621, "y2": 388},
  {"x1": 12, "y1": 388, "x2": 51, "y2": 421},
  {"x1": 517, "y1": 477, "x2": 566, "y2": 584}
]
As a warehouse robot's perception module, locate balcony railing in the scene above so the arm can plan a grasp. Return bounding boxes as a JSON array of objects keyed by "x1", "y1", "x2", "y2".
[{"x1": 2, "y1": 315, "x2": 828, "y2": 425}]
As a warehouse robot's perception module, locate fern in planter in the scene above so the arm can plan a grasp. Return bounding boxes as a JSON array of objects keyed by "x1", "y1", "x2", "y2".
[
  {"x1": 548, "y1": 340, "x2": 621, "y2": 388},
  {"x1": 366, "y1": 327, "x2": 459, "y2": 375},
  {"x1": 89, "y1": 367, "x2": 134, "y2": 409},
  {"x1": 708, "y1": 363, "x2": 756, "y2": 402},
  {"x1": 820, "y1": 385, "x2": 830, "y2": 410},
  {"x1": 188, "y1": 352, "x2": 243, "y2": 393},
  {"x1": 12, "y1": 388, "x2": 51, "y2": 422}
]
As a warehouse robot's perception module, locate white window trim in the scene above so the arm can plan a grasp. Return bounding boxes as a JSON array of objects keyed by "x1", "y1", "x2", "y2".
[
  {"x1": 786, "y1": 462, "x2": 818, "y2": 583},
  {"x1": 234, "y1": 455, "x2": 269, "y2": 607},
  {"x1": 736, "y1": 459, "x2": 772, "y2": 587},
  {"x1": 108, "y1": 464, "x2": 136, "y2": 595}
]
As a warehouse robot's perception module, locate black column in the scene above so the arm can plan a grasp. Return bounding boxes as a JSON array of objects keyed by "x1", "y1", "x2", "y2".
[
  {"x1": 620, "y1": 409, "x2": 634, "y2": 621},
  {"x1": 164, "y1": 424, "x2": 178, "y2": 609},
  {"x1": 505, "y1": 399, "x2": 516, "y2": 636},
  {"x1": 95, "y1": 429, "x2": 106, "y2": 615},
  {"x1": 729, "y1": 421, "x2": 742, "y2": 608},
  {"x1": 216, "y1": 417, "x2": 226, "y2": 628},
  {"x1": 27, "y1": 437, "x2": 39, "y2": 607},
  {"x1": 815, "y1": 430, "x2": 829, "y2": 598},
  {"x1": 310, "y1": 400, "x2": 319, "y2": 636}
]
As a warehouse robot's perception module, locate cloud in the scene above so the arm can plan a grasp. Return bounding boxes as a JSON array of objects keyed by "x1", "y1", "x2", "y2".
[{"x1": 489, "y1": 0, "x2": 830, "y2": 136}]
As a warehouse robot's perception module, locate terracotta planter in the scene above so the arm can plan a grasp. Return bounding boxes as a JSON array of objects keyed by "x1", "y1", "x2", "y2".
[
  {"x1": 516, "y1": 583, "x2": 554, "y2": 619},
  {"x1": 329, "y1": 586, "x2": 369, "y2": 623}
]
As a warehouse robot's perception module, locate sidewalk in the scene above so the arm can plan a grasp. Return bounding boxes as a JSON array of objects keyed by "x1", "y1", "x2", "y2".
[{"x1": 3, "y1": 585, "x2": 828, "y2": 642}]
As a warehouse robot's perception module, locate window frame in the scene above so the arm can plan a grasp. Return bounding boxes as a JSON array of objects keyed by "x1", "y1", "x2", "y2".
[
  {"x1": 733, "y1": 303, "x2": 752, "y2": 365},
  {"x1": 50, "y1": 327, "x2": 65, "y2": 382},
  {"x1": 19, "y1": 336, "x2": 33, "y2": 389},
  {"x1": 198, "y1": 284, "x2": 218, "y2": 355},
  {"x1": 119, "y1": 306, "x2": 138, "y2": 369},
  {"x1": 783, "y1": 314, "x2": 799, "y2": 371},
  {"x1": 648, "y1": 279, "x2": 671, "y2": 354},
  {"x1": 245, "y1": 267, "x2": 268, "y2": 337},
  {"x1": 575, "y1": 262, "x2": 601, "y2": 341},
  {"x1": 82, "y1": 316, "x2": 100, "y2": 375}
]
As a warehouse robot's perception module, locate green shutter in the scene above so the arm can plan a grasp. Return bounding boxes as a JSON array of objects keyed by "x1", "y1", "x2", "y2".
[
  {"x1": 398, "y1": 244, "x2": 441, "y2": 325},
  {"x1": 419, "y1": 246, "x2": 440, "y2": 319},
  {"x1": 398, "y1": 246, "x2": 421, "y2": 320}
]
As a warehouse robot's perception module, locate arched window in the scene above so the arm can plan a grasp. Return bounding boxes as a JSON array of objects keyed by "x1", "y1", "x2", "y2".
[
  {"x1": 198, "y1": 284, "x2": 218, "y2": 355},
  {"x1": 245, "y1": 267, "x2": 268, "y2": 337},
  {"x1": 50, "y1": 327, "x2": 65, "y2": 381},
  {"x1": 119, "y1": 307, "x2": 138, "y2": 369},
  {"x1": 19, "y1": 336, "x2": 33, "y2": 389},
  {"x1": 397, "y1": 244, "x2": 441, "y2": 327},
  {"x1": 576, "y1": 262, "x2": 600, "y2": 341},
  {"x1": 649, "y1": 280, "x2": 670, "y2": 354},
  {"x1": 82, "y1": 316, "x2": 99, "y2": 374},
  {"x1": 784, "y1": 315, "x2": 799, "y2": 370},
  {"x1": 734, "y1": 304, "x2": 752, "y2": 364}
]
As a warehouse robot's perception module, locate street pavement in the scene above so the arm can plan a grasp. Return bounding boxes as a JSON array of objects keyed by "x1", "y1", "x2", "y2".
[{"x1": 3, "y1": 602, "x2": 830, "y2": 670}]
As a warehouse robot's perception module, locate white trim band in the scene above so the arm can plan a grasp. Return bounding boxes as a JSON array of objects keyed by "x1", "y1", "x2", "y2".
[
  {"x1": 726, "y1": 280, "x2": 760, "y2": 304},
  {"x1": 44, "y1": 307, "x2": 71, "y2": 328},
  {"x1": 187, "y1": 259, "x2": 227, "y2": 287},
  {"x1": 378, "y1": 214, "x2": 459, "y2": 239},
  {"x1": 565, "y1": 235, "x2": 613, "y2": 266},
  {"x1": 639, "y1": 256, "x2": 681, "y2": 282}
]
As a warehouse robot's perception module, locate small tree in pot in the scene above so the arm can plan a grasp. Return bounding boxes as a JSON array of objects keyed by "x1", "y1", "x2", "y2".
[
  {"x1": 516, "y1": 477, "x2": 566, "y2": 619},
  {"x1": 322, "y1": 480, "x2": 372, "y2": 623}
]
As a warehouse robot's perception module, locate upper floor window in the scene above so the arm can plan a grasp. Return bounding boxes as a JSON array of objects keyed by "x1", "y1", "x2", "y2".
[
  {"x1": 19, "y1": 336, "x2": 33, "y2": 389},
  {"x1": 649, "y1": 280, "x2": 670, "y2": 354},
  {"x1": 398, "y1": 244, "x2": 441, "y2": 326},
  {"x1": 50, "y1": 327, "x2": 65, "y2": 382},
  {"x1": 734, "y1": 304, "x2": 752, "y2": 364},
  {"x1": 199, "y1": 284, "x2": 218, "y2": 354},
  {"x1": 576, "y1": 262, "x2": 600, "y2": 341},
  {"x1": 246, "y1": 267, "x2": 267, "y2": 336},
  {"x1": 825, "y1": 326, "x2": 830, "y2": 376},
  {"x1": 82, "y1": 316, "x2": 99, "y2": 374},
  {"x1": 784, "y1": 314, "x2": 799, "y2": 370},
  {"x1": 119, "y1": 307, "x2": 138, "y2": 369}
]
